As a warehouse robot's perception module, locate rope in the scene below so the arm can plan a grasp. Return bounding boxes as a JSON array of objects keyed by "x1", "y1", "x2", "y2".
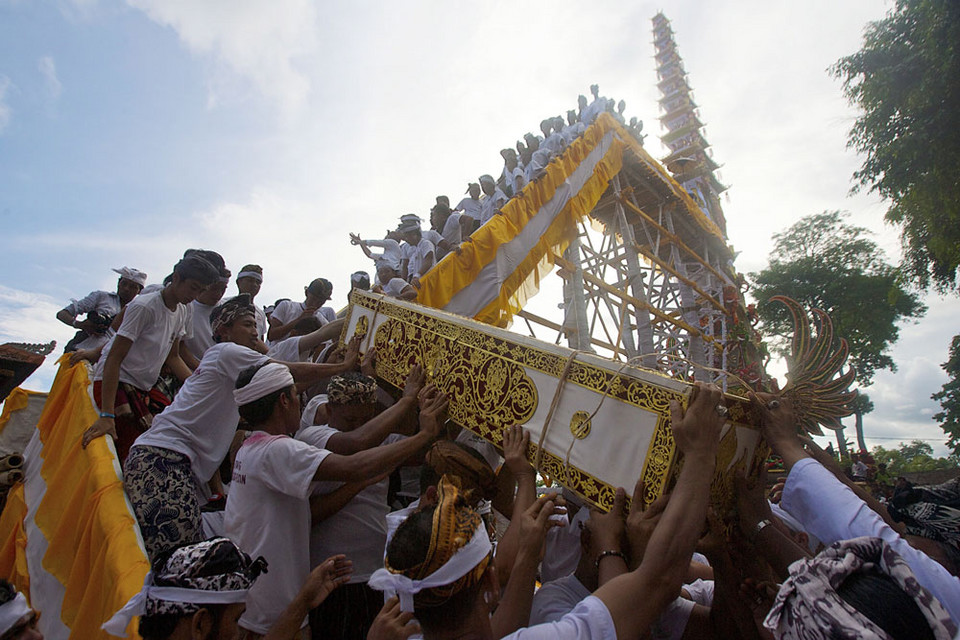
[{"x1": 533, "y1": 350, "x2": 587, "y2": 474}]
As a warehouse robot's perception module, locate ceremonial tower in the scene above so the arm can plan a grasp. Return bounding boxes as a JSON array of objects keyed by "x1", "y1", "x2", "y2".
[{"x1": 652, "y1": 12, "x2": 728, "y2": 236}]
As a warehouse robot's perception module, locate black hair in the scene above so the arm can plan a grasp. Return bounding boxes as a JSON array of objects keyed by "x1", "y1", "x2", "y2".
[
  {"x1": 235, "y1": 363, "x2": 294, "y2": 425},
  {"x1": 239, "y1": 264, "x2": 262, "y2": 275},
  {"x1": 307, "y1": 278, "x2": 333, "y2": 299},
  {"x1": 418, "y1": 441, "x2": 488, "y2": 497},
  {"x1": 138, "y1": 605, "x2": 228, "y2": 640},
  {"x1": 184, "y1": 249, "x2": 229, "y2": 278},
  {"x1": 0, "y1": 579, "x2": 16, "y2": 605},
  {"x1": 836, "y1": 570, "x2": 935, "y2": 640},
  {"x1": 292, "y1": 316, "x2": 323, "y2": 335},
  {"x1": 173, "y1": 255, "x2": 220, "y2": 286},
  {"x1": 386, "y1": 504, "x2": 485, "y2": 633}
]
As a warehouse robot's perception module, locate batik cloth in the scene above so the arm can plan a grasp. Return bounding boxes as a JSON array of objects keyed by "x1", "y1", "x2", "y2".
[
  {"x1": 764, "y1": 536, "x2": 957, "y2": 639},
  {"x1": 123, "y1": 445, "x2": 204, "y2": 560},
  {"x1": 94, "y1": 380, "x2": 171, "y2": 463}
]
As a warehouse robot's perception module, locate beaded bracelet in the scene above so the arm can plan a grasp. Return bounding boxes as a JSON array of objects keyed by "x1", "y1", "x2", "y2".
[{"x1": 595, "y1": 550, "x2": 628, "y2": 570}]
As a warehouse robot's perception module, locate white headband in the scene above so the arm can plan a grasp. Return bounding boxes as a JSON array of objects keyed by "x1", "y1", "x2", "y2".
[
  {"x1": 102, "y1": 572, "x2": 250, "y2": 638},
  {"x1": 237, "y1": 270, "x2": 263, "y2": 283},
  {"x1": 367, "y1": 524, "x2": 492, "y2": 612},
  {"x1": 0, "y1": 593, "x2": 32, "y2": 636},
  {"x1": 233, "y1": 363, "x2": 295, "y2": 406}
]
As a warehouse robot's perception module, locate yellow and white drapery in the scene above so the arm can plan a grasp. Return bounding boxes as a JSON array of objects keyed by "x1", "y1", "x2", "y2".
[
  {"x1": 0, "y1": 357, "x2": 149, "y2": 639},
  {"x1": 418, "y1": 113, "x2": 626, "y2": 326}
]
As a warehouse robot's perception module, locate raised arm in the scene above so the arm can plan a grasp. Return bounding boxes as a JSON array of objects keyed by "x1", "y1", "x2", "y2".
[
  {"x1": 493, "y1": 425, "x2": 539, "y2": 587},
  {"x1": 593, "y1": 382, "x2": 725, "y2": 639}
]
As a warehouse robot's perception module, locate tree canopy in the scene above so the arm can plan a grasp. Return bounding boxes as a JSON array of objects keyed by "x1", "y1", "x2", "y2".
[
  {"x1": 832, "y1": 0, "x2": 960, "y2": 293},
  {"x1": 871, "y1": 440, "x2": 958, "y2": 475},
  {"x1": 750, "y1": 211, "x2": 925, "y2": 387},
  {"x1": 932, "y1": 333, "x2": 960, "y2": 457}
]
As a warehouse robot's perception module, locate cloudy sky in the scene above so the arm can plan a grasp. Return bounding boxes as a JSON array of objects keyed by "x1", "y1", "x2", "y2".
[{"x1": 1, "y1": 0, "x2": 956, "y2": 456}]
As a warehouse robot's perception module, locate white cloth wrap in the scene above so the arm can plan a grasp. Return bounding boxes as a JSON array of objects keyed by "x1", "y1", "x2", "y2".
[
  {"x1": 112, "y1": 266, "x2": 148, "y2": 287},
  {"x1": 237, "y1": 270, "x2": 263, "y2": 283},
  {"x1": 367, "y1": 524, "x2": 492, "y2": 612},
  {"x1": 0, "y1": 593, "x2": 31, "y2": 636},
  {"x1": 101, "y1": 572, "x2": 250, "y2": 637},
  {"x1": 233, "y1": 363, "x2": 295, "y2": 406}
]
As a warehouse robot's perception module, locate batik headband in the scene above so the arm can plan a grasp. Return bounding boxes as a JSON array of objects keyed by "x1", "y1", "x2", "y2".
[
  {"x1": 327, "y1": 373, "x2": 377, "y2": 406},
  {"x1": 234, "y1": 363, "x2": 295, "y2": 406},
  {"x1": 102, "y1": 537, "x2": 266, "y2": 637},
  {"x1": 0, "y1": 593, "x2": 32, "y2": 636},
  {"x1": 210, "y1": 294, "x2": 256, "y2": 337},
  {"x1": 764, "y1": 536, "x2": 957, "y2": 640}
]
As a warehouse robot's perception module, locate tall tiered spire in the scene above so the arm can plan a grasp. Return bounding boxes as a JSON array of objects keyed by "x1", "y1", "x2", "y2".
[{"x1": 652, "y1": 13, "x2": 728, "y2": 236}]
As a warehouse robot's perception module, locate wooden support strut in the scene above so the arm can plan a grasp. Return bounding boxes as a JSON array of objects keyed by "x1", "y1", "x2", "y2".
[
  {"x1": 617, "y1": 193, "x2": 729, "y2": 285},
  {"x1": 630, "y1": 242, "x2": 726, "y2": 313},
  {"x1": 552, "y1": 254, "x2": 718, "y2": 346}
]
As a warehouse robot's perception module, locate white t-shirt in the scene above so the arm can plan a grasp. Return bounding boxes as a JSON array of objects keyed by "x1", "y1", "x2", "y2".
[
  {"x1": 382, "y1": 277, "x2": 412, "y2": 299},
  {"x1": 455, "y1": 196, "x2": 481, "y2": 222},
  {"x1": 502, "y1": 596, "x2": 615, "y2": 640},
  {"x1": 271, "y1": 300, "x2": 336, "y2": 330},
  {"x1": 530, "y1": 573, "x2": 592, "y2": 625},
  {"x1": 364, "y1": 238, "x2": 403, "y2": 271},
  {"x1": 298, "y1": 426, "x2": 397, "y2": 581},
  {"x1": 440, "y1": 212, "x2": 464, "y2": 247},
  {"x1": 183, "y1": 300, "x2": 216, "y2": 361},
  {"x1": 64, "y1": 289, "x2": 122, "y2": 351},
  {"x1": 479, "y1": 188, "x2": 508, "y2": 225},
  {"x1": 266, "y1": 336, "x2": 305, "y2": 363},
  {"x1": 541, "y1": 507, "x2": 590, "y2": 582},
  {"x1": 422, "y1": 229, "x2": 447, "y2": 260},
  {"x1": 225, "y1": 433, "x2": 330, "y2": 635},
  {"x1": 94, "y1": 290, "x2": 189, "y2": 391},
  {"x1": 403, "y1": 238, "x2": 435, "y2": 279},
  {"x1": 135, "y1": 342, "x2": 269, "y2": 483}
]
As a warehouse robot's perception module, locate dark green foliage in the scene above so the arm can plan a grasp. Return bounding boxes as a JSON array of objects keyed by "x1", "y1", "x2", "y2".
[
  {"x1": 832, "y1": 0, "x2": 960, "y2": 292},
  {"x1": 932, "y1": 334, "x2": 960, "y2": 457}
]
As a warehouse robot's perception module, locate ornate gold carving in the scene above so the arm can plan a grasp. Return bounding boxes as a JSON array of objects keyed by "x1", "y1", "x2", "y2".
[
  {"x1": 569, "y1": 411, "x2": 592, "y2": 440},
  {"x1": 354, "y1": 315, "x2": 369, "y2": 342}
]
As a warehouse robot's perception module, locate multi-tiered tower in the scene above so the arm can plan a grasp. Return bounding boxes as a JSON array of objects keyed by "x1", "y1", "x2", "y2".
[{"x1": 652, "y1": 13, "x2": 728, "y2": 236}]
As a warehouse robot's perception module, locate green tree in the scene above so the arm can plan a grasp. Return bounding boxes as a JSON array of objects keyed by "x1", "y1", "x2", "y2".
[
  {"x1": 751, "y1": 211, "x2": 926, "y2": 387},
  {"x1": 932, "y1": 334, "x2": 960, "y2": 457},
  {"x1": 871, "y1": 440, "x2": 956, "y2": 475},
  {"x1": 832, "y1": 0, "x2": 960, "y2": 292}
]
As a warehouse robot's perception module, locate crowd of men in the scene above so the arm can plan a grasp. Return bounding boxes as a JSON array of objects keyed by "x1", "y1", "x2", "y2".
[
  {"x1": 349, "y1": 85, "x2": 644, "y2": 291},
  {"x1": 10, "y1": 86, "x2": 954, "y2": 640}
]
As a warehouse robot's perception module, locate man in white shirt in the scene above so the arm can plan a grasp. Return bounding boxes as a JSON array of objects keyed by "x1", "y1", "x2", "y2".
[
  {"x1": 561, "y1": 110, "x2": 585, "y2": 145},
  {"x1": 500, "y1": 148, "x2": 526, "y2": 198},
  {"x1": 225, "y1": 362, "x2": 449, "y2": 638},
  {"x1": 397, "y1": 216, "x2": 435, "y2": 288},
  {"x1": 298, "y1": 370, "x2": 426, "y2": 639},
  {"x1": 266, "y1": 315, "x2": 344, "y2": 363},
  {"x1": 430, "y1": 204, "x2": 468, "y2": 254},
  {"x1": 225, "y1": 264, "x2": 268, "y2": 341},
  {"x1": 122, "y1": 295, "x2": 358, "y2": 561},
  {"x1": 268, "y1": 278, "x2": 336, "y2": 343},
  {"x1": 351, "y1": 231, "x2": 404, "y2": 273},
  {"x1": 372, "y1": 265, "x2": 417, "y2": 301},
  {"x1": 82, "y1": 254, "x2": 221, "y2": 462},
  {"x1": 57, "y1": 266, "x2": 147, "y2": 352},
  {"x1": 478, "y1": 174, "x2": 509, "y2": 226},
  {"x1": 182, "y1": 267, "x2": 232, "y2": 367},
  {"x1": 454, "y1": 183, "x2": 483, "y2": 233}
]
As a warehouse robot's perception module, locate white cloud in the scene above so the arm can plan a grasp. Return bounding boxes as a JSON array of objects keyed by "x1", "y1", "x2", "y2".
[
  {"x1": 0, "y1": 76, "x2": 12, "y2": 133},
  {"x1": 37, "y1": 56, "x2": 62, "y2": 100},
  {"x1": 0, "y1": 285, "x2": 76, "y2": 393},
  {"x1": 126, "y1": 0, "x2": 318, "y2": 122}
]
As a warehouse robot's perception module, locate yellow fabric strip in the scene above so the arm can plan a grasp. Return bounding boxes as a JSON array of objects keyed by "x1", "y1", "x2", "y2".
[
  {"x1": 32, "y1": 356, "x2": 148, "y2": 639},
  {"x1": 417, "y1": 114, "x2": 621, "y2": 311},
  {"x1": 0, "y1": 387, "x2": 32, "y2": 435},
  {"x1": 475, "y1": 138, "x2": 626, "y2": 326},
  {"x1": 0, "y1": 483, "x2": 30, "y2": 599}
]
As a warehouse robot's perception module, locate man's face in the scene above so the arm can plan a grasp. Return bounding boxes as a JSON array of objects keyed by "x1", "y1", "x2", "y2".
[
  {"x1": 468, "y1": 184, "x2": 481, "y2": 199},
  {"x1": 213, "y1": 603, "x2": 246, "y2": 640},
  {"x1": 171, "y1": 276, "x2": 208, "y2": 305},
  {"x1": 377, "y1": 266, "x2": 397, "y2": 284},
  {"x1": 237, "y1": 277, "x2": 261, "y2": 297},
  {"x1": 402, "y1": 230, "x2": 419, "y2": 245},
  {"x1": 480, "y1": 181, "x2": 494, "y2": 196},
  {"x1": 328, "y1": 402, "x2": 378, "y2": 432},
  {"x1": 218, "y1": 316, "x2": 259, "y2": 349},
  {"x1": 116, "y1": 278, "x2": 142, "y2": 305},
  {"x1": 282, "y1": 389, "x2": 301, "y2": 434},
  {"x1": 197, "y1": 281, "x2": 228, "y2": 306}
]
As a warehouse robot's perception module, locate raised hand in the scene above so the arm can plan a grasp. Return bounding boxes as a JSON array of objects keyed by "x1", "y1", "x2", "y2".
[
  {"x1": 502, "y1": 424, "x2": 533, "y2": 478},
  {"x1": 625, "y1": 478, "x2": 670, "y2": 569},
  {"x1": 302, "y1": 554, "x2": 353, "y2": 609},
  {"x1": 402, "y1": 365, "x2": 425, "y2": 399},
  {"x1": 418, "y1": 387, "x2": 450, "y2": 439},
  {"x1": 671, "y1": 381, "x2": 725, "y2": 459}
]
